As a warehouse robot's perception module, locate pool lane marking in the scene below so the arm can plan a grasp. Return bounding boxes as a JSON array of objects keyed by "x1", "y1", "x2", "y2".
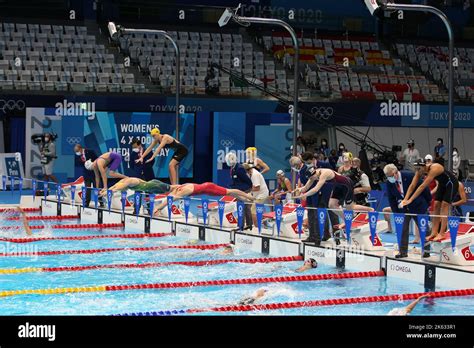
[
  {"x1": 0, "y1": 255, "x2": 303, "y2": 274},
  {"x1": 0, "y1": 223, "x2": 124, "y2": 230},
  {"x1": 115, "y1": 288, "x2": 474, "y2": 315},
  {"x1": 0, "y1": 232, "x2": 173, "y2": 243},
  {"x1": 0, "y1": 243, "x2": 230, "y2": 257},
  {"x1": 6, "y1": 215, "x2": 79, "y2": 221},
  {"x1": 0, "y1": 270, "x2": 384, "y2": 297}
]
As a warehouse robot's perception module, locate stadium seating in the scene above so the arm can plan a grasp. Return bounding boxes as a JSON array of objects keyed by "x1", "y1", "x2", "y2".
[{"x1": 0, "y1": 22, "x2": 146, "y2": 93}]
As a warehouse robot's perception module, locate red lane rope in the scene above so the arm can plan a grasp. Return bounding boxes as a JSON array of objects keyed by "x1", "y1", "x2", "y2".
[
  {"x1": 6, "y1": 215, "x2": 79, "y2": 221},
  {"x1": 0, "y1": 223, "x2": 124, "y2": 230},
  {"x1": 103, "y1": 270, "x2": 384, "y2": 292},
  {"x1": 38, "y1": 256, "x2": 303, "y2": 273},
  {"x1": 0, "y1": 232, "x2": 172, "y2": 243},
  {"x1": 0, "y1": 207, "x2": 40, "y2": 213},
  {"x1": 0, "y1": 243, "x2": 229, "y2": 257},
  {"x1": 188, "y1": 288, "x2": 474, "y2": 313}
]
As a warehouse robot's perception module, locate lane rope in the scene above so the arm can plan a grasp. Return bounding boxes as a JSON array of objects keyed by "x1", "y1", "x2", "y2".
[
  {"x1": 0, "y1": 207, "x2": 40, "y2": 213},
  {"x1": 0, "y1": 255, "x2": 303, "y2": 274},
  {"x1": 0, "y1": 232, "x2": 173, "y2": 243},
  {"x1": 0, "y1": 270, "x2": 383, "y2": 297},
  {"x1": 6, "y1": 215, "x2": 79, "y2": 221},
  {"x1": 0, "y1": 243, "x2": 229, "y2": 257},
  {"x1": 0, "y1": 222, "x2": 124, "y2": 231},
  {"x1": 115, "y1": 288, "x2": 474, "y2": 316}
]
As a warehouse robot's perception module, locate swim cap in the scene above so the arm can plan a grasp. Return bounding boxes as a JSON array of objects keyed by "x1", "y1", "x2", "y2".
[
  {"x1": 276, "y1": 170, "x2": 284, "y2": 176},
  {"x1": 84, "y1": 159, "x2": 93, "y2": 170},
  {"x1": 424, "y1": 154, "x2": 433, "y2": 162},
  {"x1": 246, "y1": 147, "x2": 257, "y2": 152},
  {"x1": 225, "y1": 152, "x2": 237, "y2": 167},
  {"x1": 150, "y1": 128, "x2": 160, "y2": 136},
  {"x1": 343, "y1": 152, "x2": 353, "y2": 161}
]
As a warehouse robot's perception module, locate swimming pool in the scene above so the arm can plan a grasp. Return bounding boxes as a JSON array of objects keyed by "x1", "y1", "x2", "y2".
[{"x1": 1, "y1": 210, "x2": 473, "y2": 316}]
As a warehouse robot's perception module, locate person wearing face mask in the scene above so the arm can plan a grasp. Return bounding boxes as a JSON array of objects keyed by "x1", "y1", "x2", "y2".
[
  {"x1": 226, "y1": 152, "x2": 253, "y2": 231},
  {"x1": 337, "y1": 143, "x2": 346, "y2": 157},
  {"x1": 40, "y1": 133, "x2": 58, "y2": 183},
  {"x1": 452, "y1": 147, "x2": 462, "y2": 180},
  {"x1": 319, "y1": 138, "x2": 330, "y2": 157},
  {"x1": 73, "y1": 144, "x2": 98, "y2": 207},
  {"x1": 328, "y1": 149, "x2": 339, "y2": 170},
  {"x1": 130, "y1": 138, "x2": 155, "y2": 181},
  {"x1": 400, "y1": 139, "x2": 420, "y2": 172},
  {"x1": 384, "y1": 163, "x2": 432, "y2": 258},
  {"x1": 434, "y1": 138, "x2": 446, "y2": 160}
]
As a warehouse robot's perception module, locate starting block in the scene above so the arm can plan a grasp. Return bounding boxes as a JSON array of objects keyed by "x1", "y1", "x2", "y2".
[
  {"x1": 61, "y1": 176, "x2": 86, "y2": 204},
  {"x1": 152, "y1": 194, "x2": 195, "y2": 221},
  {"x1": 430, "y1": 223, "x2": 474, "y2": 266},
  {"x1": 207, "y1": 196, "x2": 238, "y2": 228},
  {"x1": 348, "y1": 213, "x2": 385, "y2": 251},
  {"x1": 262, "y1": 203, "x2": 308, "y2": 239}
]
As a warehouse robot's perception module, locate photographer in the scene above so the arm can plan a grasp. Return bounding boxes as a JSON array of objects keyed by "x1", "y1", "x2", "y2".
[{"x1": 39, "y1": 133, "x2": 58, "y2": 183}]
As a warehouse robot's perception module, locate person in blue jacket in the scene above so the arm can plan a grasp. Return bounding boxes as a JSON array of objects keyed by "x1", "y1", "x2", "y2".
[
  {"x1": 383, "y1": 163, "x2": 432, "y2": 258},
  {"x1": 226, "y1": 152, "x2": 253, "y2": 230},
  {"x1": 130, "y1": 138, "x2": 155, "y2": 181}
]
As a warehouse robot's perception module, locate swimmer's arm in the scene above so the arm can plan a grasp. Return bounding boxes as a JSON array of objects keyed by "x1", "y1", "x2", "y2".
[
  {"x1": 453, "y1": 184, "x2": 467, "y2": 207},
  {"x1": 149, "y1": 135, "x2": 172, "y2": 161},
  {"x1": 17, "y1": 208, "x2": 32, "y2": 236},
  {"x1": 404, "y1": 170, "x2": 422, "y2": 202},
  {"x1": 93, "y1": 165, "x2": 101, "y2": 189},
  {"x1": 258, "y1": 158, "x2": 270, "y2": 174},
  {"x1": 405, "y1": 295, "x2": 428, "y2": 314},
  {"x1": 430, "y1": 181, "x2": 438, "y2": 195},
  {"x1": 295, "y1": 176, "x2": 315, "y2": 195},
  {"x1": 301, "y1": 176, "x2": 327, "y2": 198},
  {"x1": 138, "y1": 139, "x2": 159, "y2": 161},
  {"x1": 284, "y1": 178, "x2": 293, "y2": 192},
  {"x1": 404, "y1": 168, "x2": 439, "y2": 205}
]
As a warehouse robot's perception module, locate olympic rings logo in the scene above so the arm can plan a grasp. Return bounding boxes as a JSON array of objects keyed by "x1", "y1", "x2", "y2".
[
  {"x1": 344, "y1": 213, "x2": 353, "y2": 221},
  {"x1": 220, "y1": 139, "x2": 234, "y2": 147},
  {"x1": 394, "y1": 216, "x2": 404, "y2": 224},
  {"x1": 66, "y1": 137, "x2": 81, "y2": 145},
  {"x1": 448, "y1": 219, "x2": 459, "y2": 229},
  {"x1": 310, "y1": 106, "x2": 334, "y2": 120},
  {"x1": 0, "y1": 99, "x2": 25, "y2": 113}
]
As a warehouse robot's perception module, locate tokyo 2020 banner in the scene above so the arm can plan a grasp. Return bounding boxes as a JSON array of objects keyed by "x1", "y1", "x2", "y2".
[{"x1": 26, "y1": 106, "x2": 194, "y2": 182}]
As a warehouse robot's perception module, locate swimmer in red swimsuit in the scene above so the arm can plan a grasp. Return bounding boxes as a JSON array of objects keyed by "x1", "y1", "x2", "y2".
[{"x1": 153, "y1": 182, "x2": 254, "y2": 216}]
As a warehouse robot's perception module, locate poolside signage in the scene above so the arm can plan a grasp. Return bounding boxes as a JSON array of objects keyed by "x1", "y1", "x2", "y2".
[
  {"x1": 107, "y1": 190, "x2": 112, "y2": 212},
  {"x1": 149, "y1": 194, "x2": 155, "y2": 217},
  {"x1": 318, "y1": 208, "x2": 327, "y2": 239},
  {"x1": 237, "y1": 201, "x2": 244, "y2": 231},
  {"x1": 32, "y1": 179, "x2": 36, "y2": 201},
  {"x1": 343, "y1": 210, "x2": 353, "y2": 244},
  {"x1": 134, "y1": 192, "x2": 141, "y2": 216},
  {"x1": 1, "y1": 175, "x2": 5, "y2": 191},
  {"x1": 70, "y1": 185, "x2": 76, "y2": 204},
  {"x1": 56, "y1": 184, "x2": 61, "y2": 203},
  {"x1": 167, "y1": 196, "x2": 174, "y2": 222},
  {"x1": 201, "y1": 199, "x2": 209, "y2": 225},
  {"x1": 18, "y1": 177, "x2": 23, "y2": 196},
  {"x1": 93, "y1": 188, "x2": 99, "y2": 209},
  {"x1": 393, "y1": 213, "x2": 405, "y2": 248},
  {"x1": 368, "y1": 211, "x2": 378, "y2": 245},
  {"x1": 417, "y1": 214, "x2": 429, "y2": 251},
  {"x1": 448, "y1": 217, "x2": 460, "y2": 251},
  {"x1": 275, "y1": 204, "x2": 282, "y2": 236},
  {"x1": 81, "y1": 186, "x2": 86, "y2": 209},
  {"x1": 256, "y1": 203, "x2": 264, "y2": 234},
  {"x1": 183, "y1": 197, "x2": 190, "y2": 223},
  {"x1": 296, "y1": 205, "x2": 304, "y2": 238},
  {"x1": 218, "y1": 201, "x2": 225, "y2": 229},
  {"x1": 121, "y1": 191, "x2": 127, "y2": 214},
  {"x1": 44, "y1": 181, "x2": 48, "y2": 202}
]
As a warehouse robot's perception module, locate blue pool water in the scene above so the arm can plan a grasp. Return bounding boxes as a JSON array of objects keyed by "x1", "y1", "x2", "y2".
[{"x1": 0, "y1": 213, "x2": 473, "y2": 316}]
